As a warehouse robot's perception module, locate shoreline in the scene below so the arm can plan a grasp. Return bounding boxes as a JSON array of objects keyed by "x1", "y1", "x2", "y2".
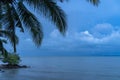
[{"x1": 0, "y1": 64, "x2": 29, "y2": 69}]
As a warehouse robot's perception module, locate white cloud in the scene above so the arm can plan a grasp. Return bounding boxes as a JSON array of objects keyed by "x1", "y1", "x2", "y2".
[
  {"x1": 92, "y1": 23, "x2": 113, "y2": 34},
  {"x1": 25, "y1": 38, "x2": 32, "y2": 42},
  {"x1": 76, "y1": 30, "x2": 120, "y2": 44},
  {"x1": 48, "y1": 23, "x2": 120, "y2": 45},
  {"x1": 50, "y1": 29, "x2": 60, "y2": 38},
  {"x1": 74, "y1": 23, "x2": 120, "y2": 44}
]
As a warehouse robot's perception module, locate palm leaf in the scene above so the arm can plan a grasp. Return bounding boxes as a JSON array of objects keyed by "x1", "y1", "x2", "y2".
[
  {"x1": 87, "y1": 0, "x2": 100, "y2": 6},
  {"x1": 0, "y1": 29, "x2": 19, "y2": 49},
  {"x1": 2, "y1": 3, "x2": 19, "y2": 53},
  {"x1": 24, "y1": 0, "x2": 67, "y2": 35},
  {"x1": 0, "y1": 39, "x2": 8, "y2": 58},
  {"x1": 12, "y1": 5, "x2": 24, "y2": 32},
  {"x1": 17, "y1": 2, "x2": 43, "y2": 46}
]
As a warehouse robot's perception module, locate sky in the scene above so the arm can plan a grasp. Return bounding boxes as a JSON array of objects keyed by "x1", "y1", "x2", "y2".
[{"x1": 5, "y1": 0, "x2": 120, "y2": 56}]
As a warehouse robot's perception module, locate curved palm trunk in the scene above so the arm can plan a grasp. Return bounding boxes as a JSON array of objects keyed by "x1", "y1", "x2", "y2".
[
  {"x1": 13, "y1": 27, "x2": 17, "y2": 53},
  {"x1": 0, "y1": 40, "x2": 4, "y2": 54}
]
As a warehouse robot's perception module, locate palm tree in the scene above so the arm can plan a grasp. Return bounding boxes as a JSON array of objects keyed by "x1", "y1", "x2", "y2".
[
  {"x1": 0, "y1": 0, "x2": 67, "y2": 53},
  {"x1": 0, "y1": 0, "x2": 100, "y2": 54}
]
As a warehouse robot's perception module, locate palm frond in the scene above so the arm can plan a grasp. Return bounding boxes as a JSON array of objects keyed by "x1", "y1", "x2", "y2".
[
  {"x1": 2, "y1": 3, "x2": 14, "y2": 31},
  {"x1": 57, "y1": 0, "x2": 68, "y2": 2},
  {"x1": 0, "y1": 2, "x2": 4, "y2": 29},
  {"x1": 12, "y1": 5, "x2": 24, "y2": 32},
  {"x1": 0, "y1": 29, "x2": 19, "y2": 47},
  {"x1": 2, "y1": 3, "x2": 18, "y2": 53},
  {"x1": 87, "y1": 0, "x2": 100, "y2": 6},
  {"x1": 24, "y1": 0, "x2": 67, "y2": 35},
  {"x1": 17, "y1": 2, "x2": 43, "y2": 46},
  {"x1": 0, "y1": 38, "x2": 7, "y2": 44},
  {"x1": 0, "y1": 39, "x2": 8, "y2": 58}
]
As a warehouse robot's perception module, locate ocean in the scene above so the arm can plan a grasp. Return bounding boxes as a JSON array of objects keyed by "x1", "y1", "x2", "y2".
[{"x1": 0, "y1": 56, "x2": 120, "y2": 80}]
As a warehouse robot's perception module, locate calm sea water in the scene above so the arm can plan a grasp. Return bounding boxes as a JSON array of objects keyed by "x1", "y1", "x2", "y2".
[{"x1": 0, "y1": 57, "x2": 120, "y2": 80}]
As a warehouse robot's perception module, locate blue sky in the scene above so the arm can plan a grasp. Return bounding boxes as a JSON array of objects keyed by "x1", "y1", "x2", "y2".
[{"x1": 6, "y1": 0, "x2": 120, "y2": 56}]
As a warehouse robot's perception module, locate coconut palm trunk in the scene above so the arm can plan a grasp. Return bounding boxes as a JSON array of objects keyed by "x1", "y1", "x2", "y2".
[{"x1": 13, "y1": 28, "x2": 17, "y2": 53}]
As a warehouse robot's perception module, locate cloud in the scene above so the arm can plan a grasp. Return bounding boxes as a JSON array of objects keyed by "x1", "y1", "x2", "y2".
[
  {"x1": 92, "y1": 23, "x2": 114, "y2": 37},
  {"x1": 25, "y1": 38, "x2": 32, "y2": 42},
  {"x1": 50, "y1": 29, "x2": 61, "y2": 38},
  {"x1": 76, "y1": 30, "x2": 120, "y2": 44},
  {"x1": 46, "y1": 23, "x2": 120, "y2": 46},
  {"x1": 75, "y1": 23, "x2": 120, "y2": 44},
  {"x1": 75, "y1": 30, "x2": 106, "y2": 43}
]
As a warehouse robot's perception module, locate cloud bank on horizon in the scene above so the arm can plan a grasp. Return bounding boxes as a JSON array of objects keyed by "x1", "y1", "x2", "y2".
[{"x1": 5, "y1": 0, "x2": 120, "y2": 56}]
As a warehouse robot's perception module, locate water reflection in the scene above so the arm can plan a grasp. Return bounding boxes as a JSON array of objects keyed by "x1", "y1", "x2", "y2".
[{"x1": 0, "y1": 69, "x2": 20, "y2": 80}]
